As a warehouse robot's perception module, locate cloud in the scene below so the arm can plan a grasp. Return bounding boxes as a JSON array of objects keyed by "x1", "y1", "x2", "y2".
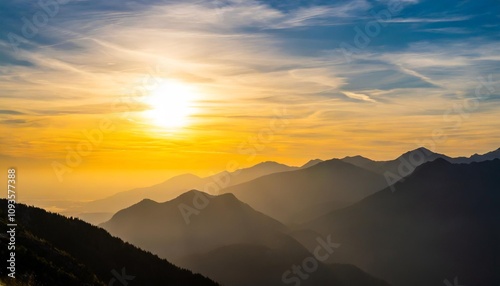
[
  {"x1": 386, "y1": 16, "x2": 471, "y2": 23},
  {"x1": 271, "y1": 0, "x2": 372, "y2": 28},
  {"x1": 0, "y1": 110, "x2": 24, "y2": 115},
  {"x1": 419, "y1": 27, "x2": 471, "y2": 34},
  {"x1": 289, "y1": 68, "x2": 345, "y2": 90},
  {"x1": 342, "y1": 91, "x2": 376, "y2": 103},
  {"x1": 0, "y1": 119, "x2": 28, "y2": 124}
]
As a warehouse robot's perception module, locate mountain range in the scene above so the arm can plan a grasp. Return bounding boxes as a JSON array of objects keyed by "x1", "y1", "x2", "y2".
[
  {"x1": 74, "y1": 147, "x2": 500, "y2": 225},
  {"x1": 222, "y1": 158, "x2": 387, "y2": 223},
  {"x1": 72, "y1": 160, "x2": 319, "y2": 224},
  {"x1": 101, "y1": 190, "x2": 390, "y2": 286},
  {"x1": 99, "y1": 148, "x2": 500, "y2": 286}
]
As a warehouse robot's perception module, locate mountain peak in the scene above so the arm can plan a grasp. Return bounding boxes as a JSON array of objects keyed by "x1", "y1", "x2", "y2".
[
  {"x1": 316, "y1": 158, "x2": 350, "y2": 167},
  {"x1": 162, "y1": 173, "x2": 201, "y2": 183},
  {"x1": 428, "y1": 157, "x2": 452, "y2": 165},
  {"x1": 301, "y1": 159, "x2": 323, "y2": 168},
  {"x1": 410, "y1": 157, "x2": 453, "y2": 177},
  {"x1": 343, "y1": 155, "x2": 364, "y2": 159},
  {"x1": 405, "y1": 146, "x2": 435, "y2": 156},
  {"x1": 244, "y1": 161, "x2": 292, "y2": 170},
  {"x1": 174, "y1": 189, "x2": 214, "y2": 202},
  {"x1": 397, "y1": 147, "x2": 451, "y2": 163},
  {"x1": 341, "y1": 155, "x2": 373, "y2": 161},
  {"x1": 254, "y1": 161, "x2": 284, "y2": 167},
  {"x1": 170, "y1": 190, "x2": 244, "y2": 207},
  {"x1": 130, "y1": 198, "x2": 159, "y2": 209}
]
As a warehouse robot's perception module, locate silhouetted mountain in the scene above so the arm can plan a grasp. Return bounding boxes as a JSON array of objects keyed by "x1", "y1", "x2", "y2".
[
  {"x1": 76, "y1": 161, "x2": 296, "y2": 223},
  {"x1": 230, "y1": 161, "x2": 298, "y2": 184},
  {"x1": 180, "y1": 244, "x2": 390, "y2": 286},
  {"x1": 342, "y1": 147, "x2": 500, "y2": 176},
  {"x1": 300, "y1": 158, "x2": 323, "y2": 168},
  {"x1": 77, "y1": 173, "x2": 205, "y2": 218},
  {"x1": 304, "y1": 159, "x2": 500, "y2": 286},
  {"x1": 0, "y1": 201, "x2": 218, "y2": 286},
  {"x1": 342, "y1": 147, "x2": 449, "y2": 175},
  {"x1": 222, "y1": 159, "x2": 387, "y2": 223},
  {"x1": 101, "y1": 191, "x2": 390, "y2": 286},
  {"x1": 101, "y1": 190, "x2": 290, "y2": 261},
  {"x1": 340, "y1": 155, "x2": 380, "y2": 172},
  {"x1": 452, "y1": 147, "x2": 500, "y2": 163}
]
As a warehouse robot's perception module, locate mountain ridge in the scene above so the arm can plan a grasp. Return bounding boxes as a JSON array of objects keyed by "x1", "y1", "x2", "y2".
[
  {"x1": 221, "y1": 158, "x2": 387, "y2": 223},
  {"x1": 100, "y1": 190, "x2": 391, "y2": 286},
  {"x1": 303, "y1": 158, "x2": 500, "y2": 286},
  {"x1": 0, "y1": 200, "x2": 219, "y2": 286}
]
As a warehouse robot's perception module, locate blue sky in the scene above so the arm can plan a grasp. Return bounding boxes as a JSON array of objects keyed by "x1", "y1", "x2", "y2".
[{"x1": 1, "y1": 0, "x2": 499, "y2": 101}]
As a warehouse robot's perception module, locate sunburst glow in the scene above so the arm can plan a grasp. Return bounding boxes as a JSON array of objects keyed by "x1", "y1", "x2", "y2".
[{"x1": 143, "y1": 80, "x2": 199, "y2": 130}]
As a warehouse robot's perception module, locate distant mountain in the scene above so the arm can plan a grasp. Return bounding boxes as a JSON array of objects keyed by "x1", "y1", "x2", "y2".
[
  {"x1": 77, "y1": 173, "x2": 205, "y2": 219},
  {"x1": 228, "y1": 161, "x2": 298, "y2": 185},
  {"x1": 341, "y1": 146, "x2": 500, "y2": 176},
  {"x1": 221, "y1": 159, "x2": 387, "y2": 223},
  {"x1": 452, "y1": 147, "x2": 500, "y2": 163},
  {"x1": 340, "y1": 155, "x2": 381, "y2": 172},
  {"x1": 341, "y1": 147, "x2": 450, "y2": 175},
  {"x1": 304, "y1": 159, "x2": 500, "y2": 286},
  {"x1": 101, "y1": 190, "x2": 291, "y2": 261},
  {"x1": 300, "y1": 158, "x2": 323, "y2": 169},
  {"x1": 75, "y1": 161, "x2": 296, "y2": 223},
  {"x1": 101, "y1": 190, "x2": 390, "y2": 286},
  {"x1": 0, "y1": 201, "x2": 218, "y2": 286}
]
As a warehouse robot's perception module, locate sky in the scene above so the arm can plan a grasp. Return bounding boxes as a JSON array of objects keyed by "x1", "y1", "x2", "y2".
[{"x1": 0, "y1": 0, "x2": 499, "y2": 201}]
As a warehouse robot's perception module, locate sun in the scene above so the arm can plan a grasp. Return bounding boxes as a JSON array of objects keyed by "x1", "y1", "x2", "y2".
[{"x1": 143, "y1": 80, "x2": 199, "y2": 130}]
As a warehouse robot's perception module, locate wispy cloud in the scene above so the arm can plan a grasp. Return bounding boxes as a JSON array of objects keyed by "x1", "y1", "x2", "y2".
[
  {"x1": 419, "y1": 27, "x2": 471, "y2": 34},
  {"x1": 386, "y1": 16, "x2": 472, "y2": 23},
  {"x1": 271, "y1": 0, "x2": 371, "y2": 28},
  {"x1": 342, "y1": 91, "x2": 377, "y2": 103},
  {"x1": 0, "y1": 119, "x2": 29, "y2": 125},
  {"x1": 0, "y1": 110, "x2": 24, "y2": 115}
]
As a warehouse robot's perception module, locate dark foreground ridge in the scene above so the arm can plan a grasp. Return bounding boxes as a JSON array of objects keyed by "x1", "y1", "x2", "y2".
[{"x1": 0, "y1": 201, "x2": 219, "y2": 286}]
